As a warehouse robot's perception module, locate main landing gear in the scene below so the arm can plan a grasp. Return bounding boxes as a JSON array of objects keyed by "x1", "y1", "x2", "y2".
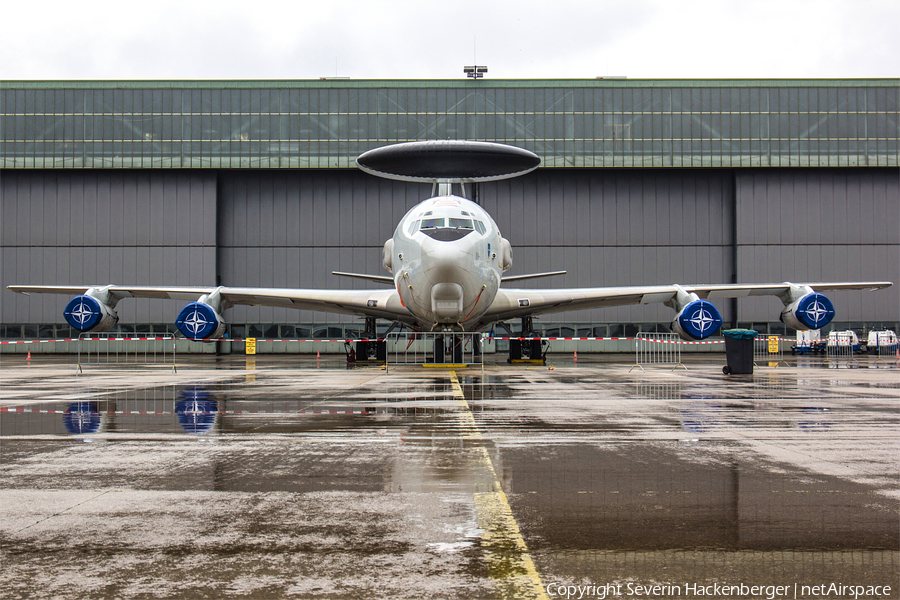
[
  {"x1": 506, "y1": 316, "x2": 546, "y2": 364},
  {"x1": 350, "y1": 317, "x2": 386, "y2": 362}
]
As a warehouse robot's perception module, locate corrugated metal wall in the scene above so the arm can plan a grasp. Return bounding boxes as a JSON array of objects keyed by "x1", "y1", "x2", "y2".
[
  {"x1": 1, "y1": 171, "x2": 217, "y2": 324},
  {"x1": 218, "y1": 171, "x2": 430, "y2": 324},
  {"x1": 1, "y1": 167, "x2": 896, "y2": 328},
  {"x1": 482, "y1": 169, "x2": 735, "y2": 324},
  {"x1": 736, "y1": 169, "x2": 899, "y2": 323}
]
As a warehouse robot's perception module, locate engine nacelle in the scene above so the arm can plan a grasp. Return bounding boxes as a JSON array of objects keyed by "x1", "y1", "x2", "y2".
[
  {"x1": 671, "y1": 300, "x2": 723, "y2": 341},
  {"x1": 175, "y1": 302, "x2": 226, "y2": 340},
  {"x1": 382, "y1": 238, "x2": 394, "y2": 273},
  {"x1": 500, "y1": 237, "x2": 513, "y2": 272},
  {"x1": 780, "y1": 292, "x2": 835, "y2": 330},
  {"x1": 63, "y1": 295, "x2": 119, "y2": 333}
]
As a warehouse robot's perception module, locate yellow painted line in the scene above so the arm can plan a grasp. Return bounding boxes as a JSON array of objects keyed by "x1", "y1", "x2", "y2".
[
  {"x1": 449, "y1": 371, "x2": 548, "y2": 600},
  {"x1": 449, "y1": 370, "x2": 465, "y2": 399},
  {"x1": 422, "y1": 363, "x2": 470, "y2": 368}
]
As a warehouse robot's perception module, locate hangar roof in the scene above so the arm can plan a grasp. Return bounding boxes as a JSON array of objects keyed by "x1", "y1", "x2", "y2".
[{"x1": 2, "y1": 79, "x2": 897, "y2": 169}]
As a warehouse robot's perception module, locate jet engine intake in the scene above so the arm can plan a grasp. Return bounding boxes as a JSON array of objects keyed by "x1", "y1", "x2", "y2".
[
  {"x1": 63, "y1": 294, "x2": 119, "y2": 332},
  {"x1": 500, "y1": 238, "x2": 513, "y2": 272},
  {"x1": 780, "y1": 292, "x2": 835, "y2": 330},
  {"x1": 382, "y1": 238, "x2": 394, "y2": 273},
  {"x1": 175, "y1": 302, "x2": 226, "y2": 340},
  {"x1": 671, "y1": 300, "x2": 723, "y2": 341}
]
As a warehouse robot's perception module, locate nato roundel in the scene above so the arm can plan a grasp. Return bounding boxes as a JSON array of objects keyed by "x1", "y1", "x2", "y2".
[
  {"x1": 678, "y1": 300, "x2": 723, "y2": 340},
  {"x1": 62, "y1": 402, "x2": 101, "y2": 435},
  {"x1": 175, "y1": 302, "x2": 220, "y2": 340},
  {"x1": 176, "y1": 389, "x2": 218, "y2": 433},
  {"x1": 796, "y1": 293, "x2": 835, "y2": 329},
  {"x1": 64, "y1": 295, "x2": 103, "y2": 331},
  {"x1": 356, "y1": 140, "x2": 541, "y2": 182}
]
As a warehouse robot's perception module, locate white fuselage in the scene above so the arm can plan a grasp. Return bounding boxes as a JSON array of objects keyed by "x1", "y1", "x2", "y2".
[{"x1": 389, "y1": 195, "x2": 506, "y2": 330}]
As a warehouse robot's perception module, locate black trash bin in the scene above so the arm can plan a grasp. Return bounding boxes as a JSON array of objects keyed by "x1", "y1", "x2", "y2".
[{"x1": 722, "y1": 329, "x2": 757, "y2": 375}]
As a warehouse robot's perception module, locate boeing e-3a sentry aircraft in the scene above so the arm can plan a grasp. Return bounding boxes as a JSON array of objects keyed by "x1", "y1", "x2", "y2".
[{"x1": 6, "y1": 141, "x2": 892, "y2": 360}]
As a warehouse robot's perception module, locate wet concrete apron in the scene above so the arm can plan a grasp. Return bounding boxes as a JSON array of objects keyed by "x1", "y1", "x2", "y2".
[{"x1": 1, "y1": 356, "x2": 897, "y2": 599}]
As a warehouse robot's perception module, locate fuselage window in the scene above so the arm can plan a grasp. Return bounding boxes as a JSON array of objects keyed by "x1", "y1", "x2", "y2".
[
  {"x1": 420, "y1": 218, "x2": 445, "y2": 230},
  {"x1": 447, "y1": 218, "x2": 474, "y2": 229}
]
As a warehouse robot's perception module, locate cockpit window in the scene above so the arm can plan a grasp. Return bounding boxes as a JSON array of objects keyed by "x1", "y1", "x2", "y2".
[
  {"x1": 420, "y1": 218, "x2": 445, "y2": 230},
  {"x1": 474, "y1": 220, "x2": 486, "y2": 235},
  {"x1": 447, "y1": 218, "x2": 474, "y2": 229},
  {"x1": 408, "y1": 220, "x2": 419, "y2": 235}
]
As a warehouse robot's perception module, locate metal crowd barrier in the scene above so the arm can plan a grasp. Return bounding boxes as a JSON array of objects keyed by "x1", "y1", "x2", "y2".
[
  {"x1": 868, "y1": 331, "x2": 899, "y2": 364},
  {"x1": 76, "y1": 333, "x2": 177, "y2": 374},
  {"x1": 754, "y1": 335, "x2": 788, "y2": 367},
  {"x1": 629, "y1": 332, "x2": 687, "y2": 372},
  {"x1": 825, "y1": 332, "x2": 859, "y2": 367},
  {"x1": 385, "y1": 332, "x2": 483, "y2": 371}
]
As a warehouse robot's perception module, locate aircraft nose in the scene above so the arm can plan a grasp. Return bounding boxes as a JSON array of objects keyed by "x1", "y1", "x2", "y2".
[
  {"x1": 420, "y1": 236, "x2": 472, "y2": 283},
  {"x1": 419, "y1": 235, "x2": 478, "y2": 322}
]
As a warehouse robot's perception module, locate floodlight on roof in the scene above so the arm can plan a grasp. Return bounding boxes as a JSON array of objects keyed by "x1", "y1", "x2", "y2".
[{"x1": 464, "y1": 65, "x2": 488, "y2": 79}]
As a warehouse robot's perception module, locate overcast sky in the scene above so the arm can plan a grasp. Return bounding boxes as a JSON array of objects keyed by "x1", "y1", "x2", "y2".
[{"x1": 2, "y1": 0, "x2": 898, "y2": 81}]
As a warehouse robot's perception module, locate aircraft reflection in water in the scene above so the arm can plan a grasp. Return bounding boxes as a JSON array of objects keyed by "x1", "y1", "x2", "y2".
[
  {"x1": 60, "y1": 388, "x2": 219, "y2": 435},
  {"x1": 63, "y1": 402, "x2": 102, "y2": 436},
  {"x1": 175, "y1": 387, "x2": 219, "y2": 434}
]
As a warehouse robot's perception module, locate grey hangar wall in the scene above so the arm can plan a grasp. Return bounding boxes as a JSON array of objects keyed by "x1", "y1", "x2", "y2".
[{"x1": 2, "y1": 166, "x2": 897, "y2": 333}]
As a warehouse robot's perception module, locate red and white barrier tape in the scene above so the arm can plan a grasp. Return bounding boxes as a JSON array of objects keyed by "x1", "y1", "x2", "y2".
[
  {"x1": 0, "y1": 337, "x2": 384, "y2": 344},
  {"x1": 1, "y1": 336, "x2": 788, "y2": 345},
  {"x1": 0, "y1": 407, "x2": 395, "y2": 416}
]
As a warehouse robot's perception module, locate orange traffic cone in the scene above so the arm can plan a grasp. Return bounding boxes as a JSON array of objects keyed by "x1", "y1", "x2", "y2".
[
  {"x1": 573, "y1": 350, "x2": 578, "y2": 360},
  {"x1": 26, "y1": 351, "x2": 32, "y2": 360},
  {"x1": 316, "y1": 351, "x2": 320, "y2": 359}
]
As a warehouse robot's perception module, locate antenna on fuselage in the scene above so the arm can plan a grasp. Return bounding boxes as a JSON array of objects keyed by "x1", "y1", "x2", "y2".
[{"x1": 432, "y1": 180, "x2": 468, "y2": 199}]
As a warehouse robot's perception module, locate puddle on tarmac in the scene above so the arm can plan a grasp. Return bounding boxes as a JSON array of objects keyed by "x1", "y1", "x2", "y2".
[{"x1": 0, "y1": 382, "x2": 470, "y2": 437}]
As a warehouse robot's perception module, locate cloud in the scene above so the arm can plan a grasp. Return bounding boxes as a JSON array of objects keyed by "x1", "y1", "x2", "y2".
[{"x1": 1, "y1": 0, "x2": 897, "y2": 80}]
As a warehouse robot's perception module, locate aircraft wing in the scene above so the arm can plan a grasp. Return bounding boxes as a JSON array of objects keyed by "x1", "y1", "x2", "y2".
[
  {"x1": 6, "y1": 285, "x2": 413, "y2": 324},
  {"x1": 481, "y1": 282, "x2": 893, "y2": 322}
]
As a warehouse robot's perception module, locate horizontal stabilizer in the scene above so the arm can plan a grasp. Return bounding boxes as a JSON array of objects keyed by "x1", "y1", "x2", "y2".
[
  {"x1": 332, "y1": 271, "x2": 395, "y2": 284},
  {"x1": 501, "y1": 271, "x2": 567, "y2": 283}
]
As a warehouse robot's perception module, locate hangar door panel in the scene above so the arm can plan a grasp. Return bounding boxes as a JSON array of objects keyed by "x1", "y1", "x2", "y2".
[{"x1": 735, "y1": 169, "x2": 898, "y2": 322}]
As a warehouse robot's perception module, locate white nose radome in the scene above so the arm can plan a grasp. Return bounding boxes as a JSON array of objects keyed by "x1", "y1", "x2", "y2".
[{"x1": 431, "y1": 282, "x2": 464, "y2": 321}]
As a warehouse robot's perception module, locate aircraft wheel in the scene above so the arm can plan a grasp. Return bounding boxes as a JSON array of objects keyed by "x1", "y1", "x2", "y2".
[{"x1": 722, "y1": 365, "x2": 731, "y2": 375}]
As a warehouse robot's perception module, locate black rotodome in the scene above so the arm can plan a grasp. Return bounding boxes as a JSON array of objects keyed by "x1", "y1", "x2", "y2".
[{"x1": 356, "y1": 140, "x2": 541, "y2": 182}]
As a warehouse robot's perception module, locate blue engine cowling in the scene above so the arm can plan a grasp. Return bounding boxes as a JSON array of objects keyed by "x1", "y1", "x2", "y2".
[
  {"x1": 175, "y1": 302, "x2": 226, "y2": 340},
  {"x1": 671, "y1": 300, "x2": 723, "y2": 341},
  {"x1": 780, "y1": 292, "x2": 835, "y2": 330},
  {"x1": 63, "y1": 295, "x2": 119, "y2": 332}
]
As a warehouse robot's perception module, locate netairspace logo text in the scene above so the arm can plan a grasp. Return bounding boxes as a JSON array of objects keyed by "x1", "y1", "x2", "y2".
[{"x1": 545, "y1": 582, "x2": 893, "y2": 600}]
